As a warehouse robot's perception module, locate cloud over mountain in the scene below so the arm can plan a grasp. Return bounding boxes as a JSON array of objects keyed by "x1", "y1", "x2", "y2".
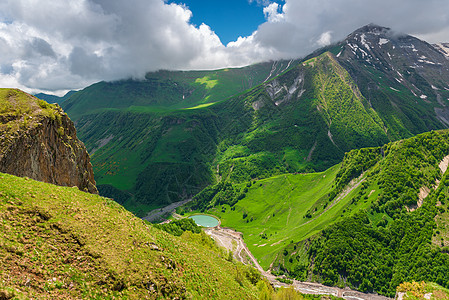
[{"x1": 0, "y1": 0, "x2": 448, "y2": 94}]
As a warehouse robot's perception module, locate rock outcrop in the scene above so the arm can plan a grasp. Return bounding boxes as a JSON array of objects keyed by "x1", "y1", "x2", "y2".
[{"x1": 0, "y1": 88, "x2": 98, "y2": 194}]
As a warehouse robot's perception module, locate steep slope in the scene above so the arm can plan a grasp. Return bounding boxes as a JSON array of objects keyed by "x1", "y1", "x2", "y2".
[
  {"x1": 76, "y1": 108, "x2": 220, "y2": 214},
  {"x1": 332, "y1": 24, "x2": 449, "y2": 139},
  {"x1": 211, "y1": 51, "x2": 388, "y2": 183},
  {"x1": 0, "y1": 89, "x2": 97, "y2": 194},
  {"x1": 434, "y1": 43, "x2": 449, "y2": 59},
  {"x1": 279, "y1": 130, "x2": 449, "y2": 296},
  {"x1": 0, "y1": 172, "x2": 261, "y2": 299},
  {"x1": 300, "y1": 130, "x2": 449, "y2": 296},
  {"x1": 71, "y1": 51, "x2": 390, "y2": 216},
  {"x1": 192, "y1": 129, "x2": 449, "y2": 297},
  {"x1": 63, "y1": 25, "x2": 449, "y2": 216},
  {"x1": 62, "y1": 60, "x2": 296, "y2": 120},
  {"x1": 61, "y1": 60, "x2": 297, "y2": 215}
]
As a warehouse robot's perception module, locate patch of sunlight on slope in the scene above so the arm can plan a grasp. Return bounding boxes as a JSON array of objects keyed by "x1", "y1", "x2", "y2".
[
  {"x1": 195, "y1": 76, "x2": 218, "y2": 89},
  {"x1": 184, "y1": 103, "x2": 215, "y2": 110}
]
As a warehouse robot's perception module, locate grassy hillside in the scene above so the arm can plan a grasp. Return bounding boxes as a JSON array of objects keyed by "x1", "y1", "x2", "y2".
[
  {"x1": 186, "y1": 130, "x2": 449, "y2": 297},
  {"x1": 0, "y1": 172, "x2": 262, "y2": 299},
  {"x1": 0, "y1": 88, "x2": 61, "y2": 133},
  {"x1": 62, "y1": 61, "x2": 296, "y2": 120},
  {"x1": 286, "y1": 130, "x2": 449, "y2": 296},
  {"x1": 397, "y1": 281, "x2": 449, "y2": 300}
]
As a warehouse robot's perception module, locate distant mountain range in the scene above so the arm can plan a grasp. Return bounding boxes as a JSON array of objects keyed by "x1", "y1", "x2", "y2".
[
  {"x1": 34, "y1": 90, "x2": 77, "y2": 104},
  {"x1": 56, "y1": 24, "x2": 449, "y2": 217}
]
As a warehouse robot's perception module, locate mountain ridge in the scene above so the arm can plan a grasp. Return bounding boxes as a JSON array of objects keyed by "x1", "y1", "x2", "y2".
[
  {"x1": 334, "y1": 24, "x2": 449, "y2": 137},
  {"x1": 34, "y1": 91, "x2": 77, "y2": 105}
]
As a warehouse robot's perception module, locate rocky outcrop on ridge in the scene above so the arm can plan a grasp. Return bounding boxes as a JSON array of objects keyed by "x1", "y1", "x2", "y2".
[{"x1": 0, "y1": 88, "x2": 97, "y2": 194}]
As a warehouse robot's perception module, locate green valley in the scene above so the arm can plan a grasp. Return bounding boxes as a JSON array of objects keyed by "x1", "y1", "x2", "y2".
[
  {"x1": 192, "y1": 165, "x2": 345, "y2": 269},
  {"x1": 190, "y1": 129, "x2": 449, "y2": 297}
]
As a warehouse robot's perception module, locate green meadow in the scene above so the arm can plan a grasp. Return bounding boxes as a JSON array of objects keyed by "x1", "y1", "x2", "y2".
[{"x1": 205, "y1": 164, "x2": 372, "y2": 269}]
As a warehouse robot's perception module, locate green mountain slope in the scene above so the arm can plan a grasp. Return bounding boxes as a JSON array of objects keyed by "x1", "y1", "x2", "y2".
[
  {"x1": 199, "y1": 129, "x2": 449, "y2": 297},
  {"x1": 63, "y1": 25, "x2": 449, "y2": 216},
  {"x1": 211, "y1": 52, "x2": 388, "y2": 183},
  {"x1": 0, "y1": 172, "x2": 261, "y2": 299},
  {"x1": 62, "y1": 61, "x2": 296, "y2": 120},
  {"x1": 67, "y1": 51, "x2": 391, "y2": 216},
  {"x1": 34, "y1": 91, "x2": 77, "y2": 105}
]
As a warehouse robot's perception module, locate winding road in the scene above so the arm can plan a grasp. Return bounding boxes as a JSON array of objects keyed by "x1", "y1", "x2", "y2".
[
  {"x1": 205, "y1": 226, "x2": 391, "y2": 300},
  {"x1": 142, "y1": 198, "x2": 192, "y2": 222}
]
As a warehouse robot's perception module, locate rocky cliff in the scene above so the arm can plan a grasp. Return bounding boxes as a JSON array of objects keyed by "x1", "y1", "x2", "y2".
[{"x1": 0, "y1": 88, "x2": 97, "y2": 194}]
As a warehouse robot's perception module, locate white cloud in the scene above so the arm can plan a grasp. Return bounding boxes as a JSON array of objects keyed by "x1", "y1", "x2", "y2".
[
  {"x1": 248, "y1": 0, "x2": 273, "y2": 6},
  {"x1": 263, "y1": 3, "x2": 285, "y2": 23},
  {"x1": 317, "y1": 31, "x2": 333, "y2": 47},
  {"x1": 1, "y1": 0, "x2": 449, "y2": 94}
]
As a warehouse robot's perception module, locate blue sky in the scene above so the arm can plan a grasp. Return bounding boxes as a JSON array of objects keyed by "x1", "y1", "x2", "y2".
[{"x1": 170, "y1": 0, "x2": 282, "y2": 44}]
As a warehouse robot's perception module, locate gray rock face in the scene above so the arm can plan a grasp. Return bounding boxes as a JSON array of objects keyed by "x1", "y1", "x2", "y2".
[
  {"x1": 333, "y1": 24, "x2": 449, "y2": 136},
  {"x1": 0, "y1": 89, "x2": 98, "y2": 194}
]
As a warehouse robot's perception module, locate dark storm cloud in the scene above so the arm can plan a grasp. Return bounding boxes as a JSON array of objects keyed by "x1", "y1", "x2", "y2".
[{"x1": 25, "y1": 38, "x2": 56, "y2": 58}]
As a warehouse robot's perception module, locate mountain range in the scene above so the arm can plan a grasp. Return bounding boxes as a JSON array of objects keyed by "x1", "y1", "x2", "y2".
[
  {"x1": 56, "y1": 24, "x2": 449, "y2": 217},
  {"x1": 34, "y1": 91, "x2": 77, "y2": 105}
]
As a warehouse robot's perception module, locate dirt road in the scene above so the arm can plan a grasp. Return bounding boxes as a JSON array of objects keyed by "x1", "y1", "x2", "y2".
[
  {"x1": 205, "y1": 226, "x2": 391, "y2": 300},
  {"x1": 142, "y1": 198, "x2": 192, "y2": 222}
]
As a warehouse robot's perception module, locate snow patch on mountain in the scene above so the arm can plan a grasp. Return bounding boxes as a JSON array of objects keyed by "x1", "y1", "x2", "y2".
[
  {"x1": 434, "y1": 43, "x2": 449, "y2": 59},
  {"x1": 360, "y1": 34, "x2": 371, "y2": 50},
  {"x1": 379, "y1": 38, "x2": 389, "y2": 45}
]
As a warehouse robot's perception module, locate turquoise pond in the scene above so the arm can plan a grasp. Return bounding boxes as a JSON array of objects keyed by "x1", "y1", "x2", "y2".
[{"x1": 189, "y1": 215, "x2": 219, "y2": 227}]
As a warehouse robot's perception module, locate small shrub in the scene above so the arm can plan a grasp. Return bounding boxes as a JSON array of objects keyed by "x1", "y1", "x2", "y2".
[{"x1": 276, "y1": 277, "x2": 293, "y2": 284}]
